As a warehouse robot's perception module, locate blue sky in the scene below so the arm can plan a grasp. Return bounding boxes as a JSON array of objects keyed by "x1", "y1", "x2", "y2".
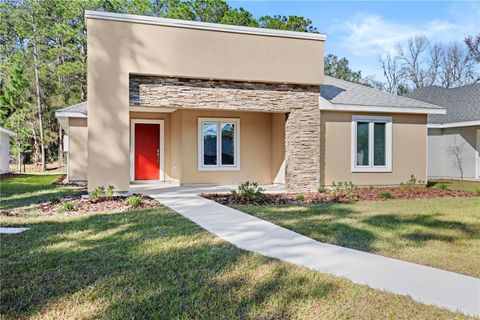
[{"x1": 226, "y1": 1, "x2": 480, "y2": 80}]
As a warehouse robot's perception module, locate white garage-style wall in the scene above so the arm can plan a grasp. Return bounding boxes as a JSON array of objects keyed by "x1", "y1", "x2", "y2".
[
  {"x1": 428, "y1": 126, "x2": 480, "y2": 180},
  {"x1": 0, "y1": 127, "x2": 17, "y2": 174}
]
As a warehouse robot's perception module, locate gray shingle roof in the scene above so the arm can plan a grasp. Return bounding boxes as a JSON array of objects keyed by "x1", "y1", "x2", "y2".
[
  {"x1": 320, "y1": 76, "x2": 445, "y2": 111},
  {"x1": 56, "y1": 101, "x2": 87, "y2": 116},
  {"x1": 405, "y1": 84, "x2": 480, "y2": 124}
]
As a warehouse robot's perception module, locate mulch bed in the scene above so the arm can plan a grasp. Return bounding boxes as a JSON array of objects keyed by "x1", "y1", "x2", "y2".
[
  {"x1": 0, "y1": 173, "x2": 16, "y2": 180},
  {"x1": 2, "y1": 194, "x2": 161, "y2": 217},
  {"x1": 201, "y1": 187, "x2": 477, "y2": 205},
  {"x1": 52, "y1": 174, "x2": 87, "y2": 187}
]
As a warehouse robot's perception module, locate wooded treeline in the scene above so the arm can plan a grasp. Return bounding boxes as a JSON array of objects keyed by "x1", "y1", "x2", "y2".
[
  {"x1": 0, "y1": 0, "x2": 319, "y2": 171},
  {"x1": 1, "y1": 0, "x2": 478, "y2": 171}
]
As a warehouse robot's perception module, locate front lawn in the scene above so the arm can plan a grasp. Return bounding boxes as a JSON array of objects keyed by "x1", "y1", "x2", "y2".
[
  {"x1": 1, "y1": 174, "x2": 474, "y2": 319},
  {"x1": 0, "y1": 174, "x2": 80, "y2": 211},
  {"x1": 1, "y1": 208, "x2": 474, "y2": 319},
  {"x1": 234, "y1": 197, "x2": 480, "y2": 277}
]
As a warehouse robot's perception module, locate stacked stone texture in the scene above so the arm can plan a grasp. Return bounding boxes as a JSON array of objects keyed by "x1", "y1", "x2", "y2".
[{"x1": 130, "y1": 76, "x2": 320, "y2": 191}]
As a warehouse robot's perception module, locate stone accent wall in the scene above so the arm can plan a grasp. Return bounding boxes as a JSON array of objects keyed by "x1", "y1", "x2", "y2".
[{"x1": 129, "y1": 76, "x2": 320, "y2": 191}]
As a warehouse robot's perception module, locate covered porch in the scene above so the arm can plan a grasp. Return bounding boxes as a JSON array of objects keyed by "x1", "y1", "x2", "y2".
[{"x1": 129, "y1": 107, "x2": 287, "y2": 186}]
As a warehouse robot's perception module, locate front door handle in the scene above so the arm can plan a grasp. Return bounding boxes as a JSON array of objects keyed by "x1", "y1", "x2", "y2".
[{"x1": 157, "y1": 149, "x2": 160, "y2": 163}]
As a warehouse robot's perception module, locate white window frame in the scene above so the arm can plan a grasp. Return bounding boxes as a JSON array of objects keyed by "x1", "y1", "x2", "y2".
[
  {"x1": 198, "y1": 118, "x2": 240, "y2": 171},
  {"x1": 351, "y1": 115, "x2": 392, "y2": 172}
]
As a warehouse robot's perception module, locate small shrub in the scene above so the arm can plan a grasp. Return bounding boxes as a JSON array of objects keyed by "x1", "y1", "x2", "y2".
[
  {"x1": 50, "y1": 197, "x2": 61, "y2": 204},
  {"x1": 425, "y1": 181, "x2": 436, "y2": 188},
  {"x1": 231, "y1": 181, "x2": 265, "y2": 203},
  {"x1": 378, "y1": 191, "x2": 393, "y2": 199},
  {"x1": 435, "y1": 183, "x2": 448, "y2": 190},
  {"x1": 401, "y1": 174, "x2": 422, "y2": 189},
  {"x1": 89, "y1": 186, "x2": 104, "y2": 200},
  {"x1": 317, "y1": 187, "x2": 326, "y2": 193},
  {"x1": 59, "y1": 202, "x2": 76, "y2": 212},
  {"x1": 90, "y1": 185, "x2": 115, "y2": 201},
  {"x1": 295, "y1": 194, "x2": 305, "y2": 202},
  {"x1": 332, "y1": 181, "x2": 358, "y2": 201},
  {"x1": 105, "y1": 185, "x2": 115, "y2": 199},
  {"x1": 127, "y1": 195, "x2": 144, "y2": 208}
]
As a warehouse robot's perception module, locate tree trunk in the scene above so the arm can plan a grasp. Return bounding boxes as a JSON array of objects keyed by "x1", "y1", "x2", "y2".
[
  {"x1": 31, "y1": 124, "x2": 39, "y2": 165},
  {"x1": 58, "y1": 126, "x2": 63, "y2": 171},
  {"x1": 32, "y1": 13, "x2": 45, "y2": 172},
  {"x1": 17, "y1": 151, "x2": 21, "y2": 173}
]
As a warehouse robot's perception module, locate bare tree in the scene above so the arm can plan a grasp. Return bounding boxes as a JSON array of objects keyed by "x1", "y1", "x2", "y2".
[
  {"x1": 438, "y1": 42, "x2": 475, "y2": 88},
  {"x1": 445, "y1": 138, "x2": 466, "y2": 180},
  {"x1": 378, "y1": 52, "x2": 402, "y2": 93},
  {"x1": 465, "y1": 34, "x2": 480, "y2": 63},
  {"x1": 395, "y1": 35, "x2": 437, "y2": 89},
  {"x1": 465, "y1": 34, "x2": 480, "y2": 83},
  {"x1": 377, "y1": 34, "x2": 479, "y2": 93}
]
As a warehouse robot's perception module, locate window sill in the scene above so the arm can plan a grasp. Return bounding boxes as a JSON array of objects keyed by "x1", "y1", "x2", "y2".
[
  {"x1": 351, "y1": 167, "x2": 392, "y2": 173},
  {"x1": 198, "y1": 166, "x2": 241, "y2": 172}
]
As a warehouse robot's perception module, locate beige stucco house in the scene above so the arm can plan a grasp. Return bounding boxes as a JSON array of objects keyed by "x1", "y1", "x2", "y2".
[{"x1": 55, "y1": 11, "x2": 445, "y2": 193}]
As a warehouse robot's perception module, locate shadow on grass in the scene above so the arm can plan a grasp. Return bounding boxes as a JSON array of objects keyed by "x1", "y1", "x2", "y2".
[
  {"x1": 402, "y1": 232, "x2": 456, "y2": 243},
  {"x1": 0, "y1": 190, "x2": 78, "y2": 211},
  {"x1": 0, "y1": 208, "x2": 338, "y2": 319},
  {"x1": 363, "y1": 214, "x2": 478, "y2": 236},
  {"x1": 0, "y1": 174, "x2": 62, "y2": 197},
  {"x1": 236, "y1": 203, "x2": 480, "y2": 254},
  {"x1": 0, "y1": 174, "x2": 80, "y2": 210}
]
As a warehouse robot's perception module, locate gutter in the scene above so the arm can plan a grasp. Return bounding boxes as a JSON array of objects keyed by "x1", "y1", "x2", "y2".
[
  {"x1": 427, "y1": 120, "x2": 480, "y2": 128},
  {"x1": 319, "y1": 98, "x2": 446, "y2": 115}
]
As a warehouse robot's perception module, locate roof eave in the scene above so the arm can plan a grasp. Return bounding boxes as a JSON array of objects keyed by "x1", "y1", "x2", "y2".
[
  {"x1": 428, "y1": 120, "x2": 480, "y2": 128},
  {"x1": 0, "y1": 127, "x2": 17, "y2": 137},
  {"x1": 319, "y1": 102, "x2": 446, "y2": 115},
  {"x1": 55, "y1": 111, "x2": 87, "y2": 119}
]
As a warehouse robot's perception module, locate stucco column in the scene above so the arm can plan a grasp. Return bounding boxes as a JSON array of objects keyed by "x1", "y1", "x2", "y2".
[
  {"x1": 87, "y1": 19, "x2": 131, "y2": 192},
  {"x1": 285, "y1": 102, "x2": 321, "y2": 192}
]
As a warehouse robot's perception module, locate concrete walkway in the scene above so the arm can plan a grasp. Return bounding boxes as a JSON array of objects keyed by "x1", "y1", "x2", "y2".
[
  {"x1": 0, "y1": 227, "x2": 30, "y2": 234},
  {"x1": 132, "y1": 184, "x2": 480, "y2": 317}
]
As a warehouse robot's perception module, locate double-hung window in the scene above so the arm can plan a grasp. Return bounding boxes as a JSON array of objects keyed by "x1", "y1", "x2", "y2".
[
  {"x1": 198, "y1": 118, "x2": 240, "y2": 171},
  {"x1": 351, "y1": 115, "x2": 392, "y2": 172}
]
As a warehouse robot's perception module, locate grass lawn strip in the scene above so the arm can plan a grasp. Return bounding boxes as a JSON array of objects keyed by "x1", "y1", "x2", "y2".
[
  {"x1": 1, "y1": 208, "x2": 474, "y2": 319},
  {"x1": 233, "y1": 197, "x2": 480, "y2": 277},
  {"x1": 0, "y1": 174, "x2": 81, "y2": 211},
  {"x1": 1, "y1": 174, "x2": 476, "y2": 319}
]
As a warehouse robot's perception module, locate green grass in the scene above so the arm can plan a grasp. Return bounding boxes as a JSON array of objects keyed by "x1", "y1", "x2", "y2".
[
  {"x1": 428, "y1": 179, "x2": 480, "y2": 192},
  {"x1": 0, "y1": 174, "x2": 80, "y2": 211},
  {"x1": 1, "y1": 208, "x2": 474, "y2": 319},
  {"x1": 234, "y1": 198, "x2": 480, "y2": 278}
]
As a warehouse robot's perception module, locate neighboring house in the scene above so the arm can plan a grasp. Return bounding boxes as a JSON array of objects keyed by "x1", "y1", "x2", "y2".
[
  {"x1": 406, "y1": 85, "x2": 480, "y2": 180},
  {"x1": 0, "y1": 126, "x2": 17, "y2": 174},
  {"x1": 55, "y1": 11, "x2": 445, "y2": 193},
  {"x1": 56, "y1": 102, "x2": 88, "y2": 184}
]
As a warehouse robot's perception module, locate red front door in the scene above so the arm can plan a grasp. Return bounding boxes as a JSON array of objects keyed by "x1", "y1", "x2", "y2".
[{"x1": 135, "y1": 123, "x2": 160, "y2": 180}]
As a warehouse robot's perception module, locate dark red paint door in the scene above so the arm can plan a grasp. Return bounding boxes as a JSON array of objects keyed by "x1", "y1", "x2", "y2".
[{"x1": 135, "y1": 123, "x2": 160, "y2": 180}]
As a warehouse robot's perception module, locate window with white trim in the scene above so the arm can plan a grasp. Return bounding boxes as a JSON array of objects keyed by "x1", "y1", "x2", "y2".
[
  {"x1": 198, "y1": 118, "x2": 240, "y2": 171},
  {"x1": 352, "y1": 115, "x2": 392, "y2": 172}
]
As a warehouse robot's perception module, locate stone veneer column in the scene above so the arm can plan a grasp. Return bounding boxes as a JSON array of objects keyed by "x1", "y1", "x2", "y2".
[{"x1": 285, "y1": 105, "x2": 321, "y2": 192}]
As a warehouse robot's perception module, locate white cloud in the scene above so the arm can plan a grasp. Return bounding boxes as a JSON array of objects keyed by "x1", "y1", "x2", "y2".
[{"x1": 342, "y1": 14, "x2": 462, "y2": 56}]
